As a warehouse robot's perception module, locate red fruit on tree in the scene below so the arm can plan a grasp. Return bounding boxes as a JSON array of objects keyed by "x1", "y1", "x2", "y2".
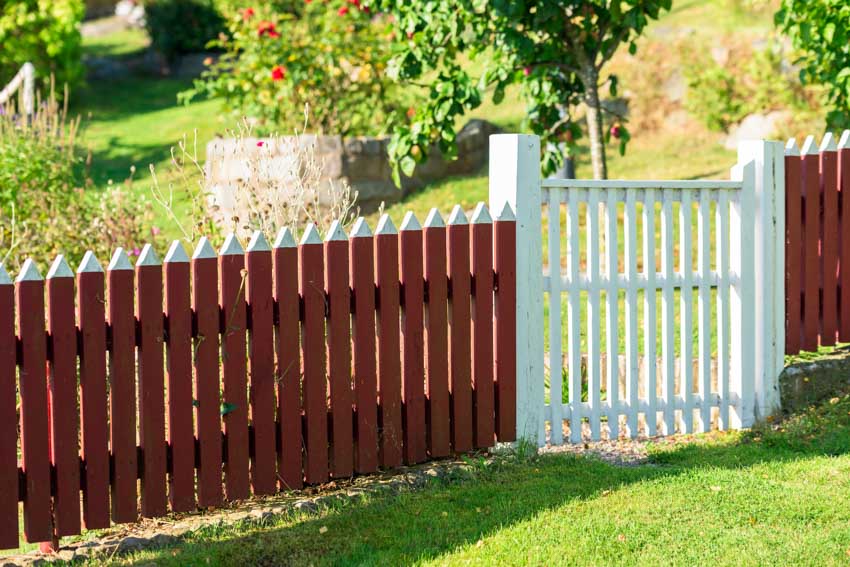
[{"x1": 610, "y1": 124, "x2": 622, "y2": 139}]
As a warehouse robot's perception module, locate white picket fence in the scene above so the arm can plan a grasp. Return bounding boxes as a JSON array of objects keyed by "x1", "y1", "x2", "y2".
[{"x1": 489, "y1": 135, "x2": 785, "y2": 446}]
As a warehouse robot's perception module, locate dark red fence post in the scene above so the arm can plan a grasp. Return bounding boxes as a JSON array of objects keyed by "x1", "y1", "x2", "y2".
[
  {"x1": 246, "y1": 231, "x2": 277, "y2": 495},
  {"x1": 448, "y1": 206, "x2": 473, "y2": 453},
  {"x1": 77, "y1": 252, "x2": 110, "y2": 529},
  {"x1": 46, "y1": 257, "x2": 81, "y2": 537},
  {"x1": 107, "y1": 249, "x2": 137, "y2": 523},
  {"x1": 801, "y1": 137, "x2": 821, "y2": 351},
  {"x1": 0, "y1": 265, "x2": 18, "y2": 548},
  {"x1": 820, "y1": 134, "x2": 839, "y2": 346},
  {"x1": 400, "y1": 213, "x2": 426, "y2": 465},
  {"x1": 325, "y1": 222, "x2": 354, "y2": 478},
  {"x1": 192, "y1": 238, "x2": 223, "y2": 508},
  {"x1": 350, "y1": 220, "x2": 378, "y2": 474},
  {"x1": 494, "y1": 203, "x2": 517, "y2": 442},
  {"x1": 273, "y1": 228, "x2": 303, "y2": 490},
  {"x1": 423, "y1": 210, "x2": 450, "y2": 458},
  {"x1": 785, "y1": 140, "x2": 803, "y2": 354},
  {"x1": 471, "y1": 204, "x2": 495, "y2": 448},
  {"x1": 164, "y1": 241, "x2": 195, "y2": 512},
  {"x1": 300, "y1": 224, "x2": 329, "y2": 484},
  {"x1": 375, "y1": 216, "x2": 403, "y2": 467},
  {"x1": 220, "y1": 235, "x2": 249, "y2": 500}
]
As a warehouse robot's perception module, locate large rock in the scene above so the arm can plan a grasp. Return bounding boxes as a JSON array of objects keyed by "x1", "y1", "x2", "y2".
[
  {"x1": 205, "y1": 119, "x2": 502, "y2": 217},
  {"x1": 724, "y1": 110, "x2": 792, "y2": 150}
]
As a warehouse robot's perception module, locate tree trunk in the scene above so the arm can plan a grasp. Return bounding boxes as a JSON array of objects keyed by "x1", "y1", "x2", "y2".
[{"x1": 581, "y1": 65, "x2": 607, "y2": 180}]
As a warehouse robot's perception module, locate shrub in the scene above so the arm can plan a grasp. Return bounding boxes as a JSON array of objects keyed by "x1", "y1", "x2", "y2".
[
  {"x1": 683, "y1": 64, "x2": 743, "y2": 132},
  {"x1": 0, "y1": 86, "x2": 152, "y2": 274},
  {"x1": 182, "y1": 2, "x2": 410, "y2": 137},
  {"x1": 145, "y1": 0, "x2": 226, "y2": 62},
  {"x1": 0, "y1": 0, "x2": 84, "y2": 90}
]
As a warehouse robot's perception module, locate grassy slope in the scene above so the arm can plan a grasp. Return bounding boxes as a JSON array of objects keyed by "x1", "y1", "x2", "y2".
[{"x1": 94, "y1": 391, "x2": 850, "y2": 566}]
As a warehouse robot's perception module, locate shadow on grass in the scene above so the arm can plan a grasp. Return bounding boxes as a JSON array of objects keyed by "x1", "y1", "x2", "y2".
[{"x1": 111, "y1": 391, "x2": 850, "y2": 566}]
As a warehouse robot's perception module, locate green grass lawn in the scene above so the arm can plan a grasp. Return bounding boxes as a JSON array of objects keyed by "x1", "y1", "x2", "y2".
[{"x1": 86, "y1": 389, "x2": 850, "y2": 566}]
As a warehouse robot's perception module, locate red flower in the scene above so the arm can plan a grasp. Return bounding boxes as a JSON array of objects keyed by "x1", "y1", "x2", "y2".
[
  {"x1": 406, "y1": 107, "x2": 415, "y2": 119},
  {"x1": 523, "y1": 67, "x2": 531, "y2": 76},
  {"x1": 271, "y1": 65, "x2": 286, "y2": 81},
  {"x1": 242, "y1": 7, "x2": 255, "y2": 20},
  {"x1": 257, "y1": 141, "x2": 265, "y2": 147},
  {"x1": 338, "y1": 5, "x2": 349, "y2": 15},
  {"x1": 268, "y1": 30, "x2": 280, "y2": 38},
  {"x1": 257, "y1": 20, "x2": 277, "y2": 37}
]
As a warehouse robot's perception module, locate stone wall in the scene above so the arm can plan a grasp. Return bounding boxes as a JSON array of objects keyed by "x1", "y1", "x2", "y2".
[{"x1": 205, "y1": 119, "x2": 501, "y2": 214}]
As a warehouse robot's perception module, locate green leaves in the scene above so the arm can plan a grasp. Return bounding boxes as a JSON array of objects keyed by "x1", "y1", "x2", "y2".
[
  {"x1": 777, "y1": 0, "x2": 850, "y2": 129},
  {"x1": 377, "y1": 0, "x2": 670, "y2": 179}
]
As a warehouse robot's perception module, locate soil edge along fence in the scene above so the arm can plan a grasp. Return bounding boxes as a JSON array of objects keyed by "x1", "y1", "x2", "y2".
[{"x1": 0, "y1": 205, "x2": 516, "y2": 551}]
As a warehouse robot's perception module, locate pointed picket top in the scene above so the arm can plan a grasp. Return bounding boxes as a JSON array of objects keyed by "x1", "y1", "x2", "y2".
[
  {"x1": 164, "y1": 240, "x2": 189, "y2": 263},
  {"x1": 16, "y1": 258, "x2": 42, "y2": 282},
  {"x1": 46, "y1": 255, "x2": 74, "y2": 279},
  {"x1": 785, "y1": 138, "x2": 800, "y2": 156},
  {"x1": 192, "y1": 237, "x2": 217, "y2": 260},
  {"x1": 137, "y1": 244, "x2": 160, "y2": 266},
  {"x1": 247, "y1": 230, "x2": 271, "y2": 252},
  {"x1": 840, "y1": 130, "x2": 850, "y2": 150},
  {"x1": 448, "y1": 205, "x2": 468, "y2": 225},
  {"x1": 77, "y1": 251, "x2": 103, "y2": 274},
  {"x1": 349, "y1": 217, "x2": 372, "y2": 238},
  {"x1": 375, "y1": 214, "x2": 397, "y2": 235},
  {"x1": 496, "y1": 201, "x2": 516, "y2": 221},
  {"x1": 471, "y1": 202, "x2": 492, "y2": 224},
  {"x1": 107, "y1": 248, "x2": 133, "y2": 271},
  {"x1": 801, "y1": 135, "x2": 818, "y2": 156},
  {"x1": 400, "y1": 211, "x2": 421, "y2": 231},
  {"x1": 220, "y1": 233, "x2": 244, "y2": 256},
  {"x1": 424, "y1": 208, "x2": 445, "y2": 228},
  {"x1": 820, "y1": 132, "x2": 837, "y2": 152},
  {"x1": 273, "y1": 227, "x2": 297, "y2": 248},
  {"x1": 0, "y1": 264, "x2": 10, "y2": 286},
  {"x1": 300, "y1": 223, "x2": 322, "y2": 245},
  {"x1": 324, "y1": 220, "x2": 348, "y2": 242}
]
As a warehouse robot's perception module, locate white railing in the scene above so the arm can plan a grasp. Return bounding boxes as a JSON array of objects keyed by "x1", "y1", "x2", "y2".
[
  {"x1": 0, "y1": 62, "x2": 35, "y2": 115},
  {"x1": 489, "y1": 135, "x2": 784, "y2": 446}
]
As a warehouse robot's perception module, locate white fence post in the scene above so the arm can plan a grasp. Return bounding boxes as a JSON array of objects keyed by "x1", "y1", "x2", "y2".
[
  {"x1": 737, "y1": 140, "x2": 785, "y2": 420},
  {"x1": 730, "y1": 160, "x2": 757, "y2": 428},
  {"x1": 488, "y1": 134, "x2": 545, "y2": 447}
]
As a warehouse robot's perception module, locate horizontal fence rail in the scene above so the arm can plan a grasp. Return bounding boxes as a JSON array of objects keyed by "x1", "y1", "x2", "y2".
[{"x1": 0, "y1": 204, "x2": 516, "y2": 550}]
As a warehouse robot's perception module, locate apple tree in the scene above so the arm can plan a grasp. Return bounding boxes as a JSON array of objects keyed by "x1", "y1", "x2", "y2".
[{"x1": 377, "y1": 0, "x2": 671, "y2": 180}]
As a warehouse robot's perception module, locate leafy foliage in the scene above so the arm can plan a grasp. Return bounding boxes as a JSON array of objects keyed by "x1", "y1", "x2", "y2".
[
  {"x1": 183, "y1": 2, "x2": 410, "y2": 137},
  {"x1": 145, "y1": 0, "x2": 226, "y2": 62},
  {"x1": 0, "y1": 88, "x2": 152, "y2": 273},
  {"x1": 375, "y1": 0, "x2": 671, "y2": 180},
  {"x1": 683, "y1": 39, "x2": 809, "y2": 133},
  {"x1": 776, "y1": 0, "x2": 850, "y2": 129},
  {"x1": 0, "y1": 0, "x2": 84, "y2": 89}
]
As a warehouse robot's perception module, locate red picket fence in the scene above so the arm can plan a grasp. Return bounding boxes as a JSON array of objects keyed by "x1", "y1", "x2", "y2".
[
  {"x1": 785, "y1": 131, "x2": 850, "y2": 354},
  {"x1": 0, "y1": 203, "x2": 516, "y2": 550}
]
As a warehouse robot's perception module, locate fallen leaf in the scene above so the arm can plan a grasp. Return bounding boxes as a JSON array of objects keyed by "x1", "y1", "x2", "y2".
[
  {"x1": 617, "y1": 534, "x2": 626, "y2": 542},
  {"x1": 476, "y1": 539, "x2": 484, "y2": 548},
  {"x1": 319, "y1": 526, "x2": 328, "y2": 534},
  {"x1": 710, "y1": 486, "x2": 721, "y2": 492}
]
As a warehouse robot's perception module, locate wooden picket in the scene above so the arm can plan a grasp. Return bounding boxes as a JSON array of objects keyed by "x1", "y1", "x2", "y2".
[
  {"x1": 785, "y1": 130, "x2": 850, "y2": 354},
  {"x1": 0, "y1": 204, "x2": 514, "y2": 551}
]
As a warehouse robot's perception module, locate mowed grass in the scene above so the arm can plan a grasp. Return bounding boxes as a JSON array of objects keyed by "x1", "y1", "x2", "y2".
[{"x1": 83, "y1": 390, "x2": 850, "y2": 566}]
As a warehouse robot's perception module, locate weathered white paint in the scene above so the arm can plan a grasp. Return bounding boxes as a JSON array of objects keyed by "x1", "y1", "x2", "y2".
[{"x1": 488, "y1": 134, "x2": 545, "y2": 446}]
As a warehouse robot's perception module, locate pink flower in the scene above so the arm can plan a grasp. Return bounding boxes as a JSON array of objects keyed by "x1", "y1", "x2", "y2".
[
  {"x1": 151, "y1": 227, "x2": 161, "y2": 236},
  {"x1": 523, "y1": 67, "x2": 531, "y2": 76},
  {"x1": 132, "y1": 247, "x2": 141, "y2": 256},
  {"x1": 257, "y1": 141, "x2": 265, "y2": 147}
]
